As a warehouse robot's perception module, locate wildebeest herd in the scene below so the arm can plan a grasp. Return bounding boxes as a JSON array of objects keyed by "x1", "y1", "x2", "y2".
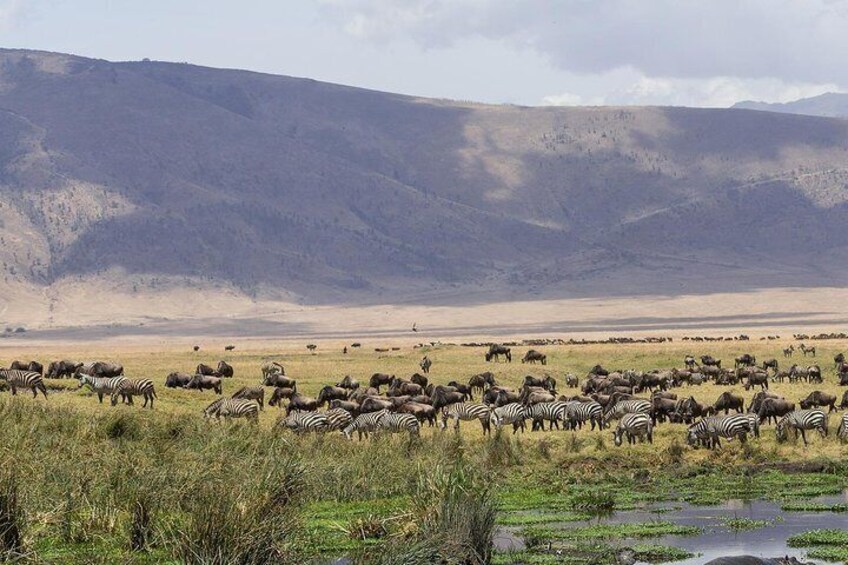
[{"x1": 3, "y1": 345, "x2": 848, "y2": 448}]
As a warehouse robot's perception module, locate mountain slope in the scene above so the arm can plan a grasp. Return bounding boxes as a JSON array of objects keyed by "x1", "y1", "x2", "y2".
[
  {"x1": 1, "y1": 48, "x2": 848, "y2": 325},
  {"x1": 733, "y1": 92, "x2": 848, "y2": 118}
]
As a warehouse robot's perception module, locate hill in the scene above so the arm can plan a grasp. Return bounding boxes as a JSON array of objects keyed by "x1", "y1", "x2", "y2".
[
  {"x1": 1, "y1": 49, "x2": 848, "y2": 332},
  {"x1": 733, "y1": 92, "x2": 848, "y2": 118}
]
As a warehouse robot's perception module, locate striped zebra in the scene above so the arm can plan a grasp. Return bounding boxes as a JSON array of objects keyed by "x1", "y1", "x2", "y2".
[
  {"x1": 489, "y1": 403, "x2": 526, "y2": 434},
  {"x1": 565, "y1": 401, "x2": 604, "y2": 431},
  {"x1": 280, "y1": 410, "x2": 329, "y2": 433},
  {"x1": 738, "y1": 412, "x2": 761, "y2": 439},
  {"x1": 686, "y1": 414, "x2": 751, "y2": 449},
  {"x1": 603, "y1": 399, "x2": 652, "y2": 424},
  {"x1": 440, "y1": 403, "x2": 491, "y2": 435},
  {"x1": 343, "y1": 410, "x2": 387, "y2": 440},
  {"x1": 837, "y1": 414, "x2": 848, "y2": 442},
  {"x1": 0, "y1": 369, "x2": 48, "y2": 399},
  {"x1": 324, "y1": 408, "x2": 354, "y2": 431},
  {"x1": 613, "y1": 413, "x2": 653, "y2": 446},
  {"x1": 776, "y1": 410, "x2": 828, "y2": 446},
  {"x1": 378, "y1": 412, "x2": 421, "y2": 438},
  {"x1": 110, "y1": 379, "x2": 156, "y2": 408},
  {"x1": 525, "y1": 401, "x2": 569, "y2": 431},
  {"x1": 78, "y1": 374, "x2": 126, "y2": 404},
  {"x1": 232, "y1": 386, "x2": 265, "y2": 410},
  {"x1": 204, "y1": 398, "x2": 260, "y2": 421}
]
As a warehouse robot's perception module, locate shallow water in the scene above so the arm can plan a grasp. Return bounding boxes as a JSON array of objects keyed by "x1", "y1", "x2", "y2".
[{"x1": 495, "y1": 490, "x2": 848, "y2": 564}]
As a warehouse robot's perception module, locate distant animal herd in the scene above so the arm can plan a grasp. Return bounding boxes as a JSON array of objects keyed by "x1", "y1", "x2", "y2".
[{"x1": 2, "y1": 341, "x2": 848, "y2": 448}]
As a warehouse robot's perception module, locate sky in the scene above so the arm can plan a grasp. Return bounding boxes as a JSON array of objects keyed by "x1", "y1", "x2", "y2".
[{"x1": 0, "y1": 0, "x2": 845, "y2": 108}]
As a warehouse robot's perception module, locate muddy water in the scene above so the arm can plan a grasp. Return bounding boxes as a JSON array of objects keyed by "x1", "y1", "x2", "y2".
[{"x1": 496, "y1": 490, "x2": 848, "y2": 564}]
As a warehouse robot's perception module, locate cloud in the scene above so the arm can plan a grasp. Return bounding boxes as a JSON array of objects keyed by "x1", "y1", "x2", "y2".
[
  {"x1": 319, "y1": 0, "x2": 848, "y2": 86},
  {"x1": 0, "y1": 0, "x2": 26, "y2": 31}
]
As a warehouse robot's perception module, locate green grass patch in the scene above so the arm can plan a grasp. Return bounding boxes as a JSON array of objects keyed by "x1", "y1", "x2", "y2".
[
  {"x1": 496, "y1": 511, "x2": 587, "y2": 526},
  {"x1": 521, "y1": 521, "x2": 701, "y2": 544},
  {"x1": 721, "y1": 517, "x2": 772, "y2": 531},
  {"x1": 787, "y1": 529, "x2": 848, "y2": 562},
  {"x1": 632, "y1": 543, "x2": 696, "y2": 562},
  {"x1": 780, "y1": 501, "x2": 848, "y2": 512}
]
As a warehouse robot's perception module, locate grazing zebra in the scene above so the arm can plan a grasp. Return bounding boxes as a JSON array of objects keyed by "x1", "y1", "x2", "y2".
[
  {"x1": 232, "y1": 386, "x2": 265, "y2": 410},
  {"x1": 489, "y1": 403, "x2": 526, "y2": 434},
  {"x1": 343, "y1": 410, "x2": 388, "y2": 440},
  {"x1": 378, "y1": 412, "x2": 421, "y2": 438},
  {"x1": 78, "y1": 374, "x2": 126, "y2": 404},
  {"x1": 738, "y1": 412, "x2": 761, "y2": 439},
  {"x1": 838, "y1": 414, "x2": 848, "y2": 442},
  {"x1": 776, "y1": 410, "x2": 828, "y2": 446},
  {"x1": 613, "y1": 413, "x2": 653, "y2": 446},
  {"x1": 687, "y1": 415, "x2": 751, "y2": 449},
  {"x1": 110, "y1": 379, "x2": 156, "y2": 408},
  {"x1": 280, "y1": 410, "x2": 329, "y2": 433},
  {"x1": 440, "y1": 403, "x2": 491, "y2": 435},
  {"x1": 0, "y1": 369, "x2": 48, "y2": 399},
  {"x1": 204, "y1": 398, "x2": 260, "y2": 421},
  {"x1": 324, "y1": 408, "x2": 354, "y2": 431},
  {"x1": 603, "y1": 399, "x2": 652, "y2": 424},
  {"x1": 525, "y1": 401, "x2": 569, "y2": 431},
  {"x1": 565, "y1": 401, "x2": 605, "y2": 431}
]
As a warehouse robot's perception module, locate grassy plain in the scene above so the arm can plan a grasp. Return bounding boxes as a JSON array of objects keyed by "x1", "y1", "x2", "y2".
[{"x1": 1, "y1": 337, "x2": 847, "y2": 563}]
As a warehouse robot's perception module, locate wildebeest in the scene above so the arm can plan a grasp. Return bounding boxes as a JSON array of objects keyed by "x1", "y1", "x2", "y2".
[
  {"x1": 224, "y1": 345, "x2": 235, "y2": 351},
  {"x1": 268, "y1": 387, "x2": 296, "y2": 408},
  {"x1": 840, "y1": 390, "x2": 848, "y2": 409},
  {"x1": 446, "y1": 381, "x2": 473, "y2": 400},
  {"x1": 369, "y1": 373, "x2": 395, "y2": 390},
  {"x1": 317, "y1": 385, "x2": 349, "y2": 406},
  {"x1": 263, "y1": 373, "x2": 297, "y2": 390},
  {"x1": 11, "y1": 360, "x2": 43, "y2": 376},
  {"x1": 700, "y1": 355, "x2": 721, "y2": 368},
  {"x1": 799, "y1": 344, "x2": 815, "y2": 357},
  {"x1": 389, "y1": 380, "x2": 425, "y2": 397},
  {"x1": 184, "y1": 374, "x2": 222, "y2": 394},
  {"x1": 165, "y1": 372, "x2": 192, "y2": 388},
  {"x1": 564, "y1": 373, "x2": 578, "y2": 388},
  {"x1": 336, "y1": 375, "x2": 360, "y2": 390},
  {"x1": 217, "y1": 361, "x2": 234, "y2": 378},
  {"x1": 761, "y1": 358, "x2": 778, "y2": 373},
  {"x1": 713, "y1": 391, "x2": 744, "y2": 414},
  {"x1": 734, "y1": 354, "x2": 756, "y2": 368},
  {"x1": 196, "y1": 363, "x2": 219, "y2": 377},
  {"x1": 799, "y1": 391, "x2": 837, "y2": 412},
  {"x1": 411, "y1": 373, "x2": 429, "y2": 388},
  {"x1": 419, "y1": 356, "x2": 432, "y2": 374},
  {"x1": 757, "y1": 398, "x2": 795, "y2": 425},
  {"x1": 783, "y1": 346, "x2": 794, "y2": 357},
  {"x1": 684, "y1": 355, "x2": 696, "y2": 370},
  {"x1": 329, "y1": 399, "x2": 361, "y2": 415},
  {"x1": 431, "y1": 386, "x2": 466, "y2": 410},
  {"x1": 747, "y1": 391, "x2": 781, "y2": 414},
  {"x1": 835, "y1": 352, "x2": 845, "y2": 367},
  {"x1": 741, "y1": 369, "x2": 769, "y2": 391},
  {"x1": 261, "y1": 361, "x2": 285, "y2": 378},
  {"x1": 523, "y1": 375, "x2": 556, "y2": 392},
  {"x1": 521, "y1": 350, "x2": 547, "y2": 365},
  {"x1": 468, "y1": 371, "x2": 495, "y2": 393},
  {"x1": 483, "y1": 386, "x2": 518, "y2": 406},
  {"x1": 395, "y1": 402, "x2": 436, "y2": 426},
  {"x1": 47, "y1": 360, "x2": 83, "y2": 379},
  {"x1": 485, "y1": 344, "x2": 512, "y2": 363},
  {"x1": 232, "y1": 386, "x2": 265, "y2": 410},
  {"x1": 286, "y1": 393, "x2": 320, "y2": 415},
  {"x1": 359, "y1": 396, "x2": 393, "y2": 414},
  {"x1": 84, "y1": 362, "x2": 124, "y2": 379},
  {"x1": 193, "y1": 345, "x2": 200, "y2": 352},
  {"x1": 676, "y1": 396, "x2": 708, "y2": 424}
]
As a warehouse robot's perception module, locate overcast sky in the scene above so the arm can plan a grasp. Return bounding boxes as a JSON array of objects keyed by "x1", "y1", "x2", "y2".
[{"x1": 1, "y1": 0, "x2": 845, "y2": 107}]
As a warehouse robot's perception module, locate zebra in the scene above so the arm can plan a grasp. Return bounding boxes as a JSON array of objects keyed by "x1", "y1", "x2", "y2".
[
  {"x1": 440, "y1": 403, "x2": 491, "y2": 435},
  {"x1": 687, "y1": 415, "x2": 751, "y2": 449},
  {"x1": 324, "y1": 408, "x2": 354, "y2": 431},
  {"x1": 232, "y1": 386, "x2": 265, "y2": 410},
  {"x1": 343, "y1": 410, "x2": 387, "y2": 440},
  {"x1": 525, "y1": 401, "x2": 569, "y2": 431},
  {"x1": 110, "y1": 378, "x2": 156, "y2": 408},
  {"x1": 838, "y1": 414, "x2": 848, "y2": 442},
  {"x1": 776, "y1": 410, "x2": 828, "y2": 446},
  {"x1": 738, "y1": 412, "x2": 761, "y2": 439},
  {"x1": 565, "y1": 401, "x2": 605, "y2": 431},
  {"x1": 489, "y1": 403, "x2": 526, "y2": 434},
  {"x1": 603, "y1": 399, "x2": 651, "y2": 424},
  {"x1": 204, "y1": 398, "x2": 260, "y2": 422},
  {"x1": 378, "y1": 412, "x2": 421, "y2": 438},
  {"x1": 77, "y1": 374, "x2": 126, "y2": 404},
  {"x1": 0, "y1": 369, "x2": 48, "y2": 399},
  {"x1": 280, "y1": 410, "x2": 329, "y2": 433},
  {"x1": 613, "y1": 413, "x2": 653, "y2": 446}
]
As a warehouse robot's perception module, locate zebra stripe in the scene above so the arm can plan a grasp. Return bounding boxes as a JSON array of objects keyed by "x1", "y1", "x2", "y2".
[
  {"x1": 111, "y1": 378, "x2": 156, "y2": 408},
  {"x1": 489, "y1": 402, "x2": 526, "y2": 434},
  {"x1": 440, "y1": 403, "x2": 491, "y2": 434},
  {"x1": 281, "y1": 410, "x2": 329, "y2": 433},
  {"x1": 776, "y1": 410, "x2": 828, "y2": 446},
  {"x1": 343, "y1": 410, "x2": 387, "y2": 440},
  {"x1": 78, "y1": 375, "x2": 126, "y2": 404},
  {"x1": 687, "y1": 414, "x2": 751, "y2": 449},
  {"x1": 614, "y1": 413, "x2": 653, "y2": 446},
  {"x1": 232, "y1": 386, "x2": 265, "y2": 409},
  {"x1": 379, "y1": 413, "x2": 421, "y2": 437},
  {"x1": 525, "y1": 401, "x2": 569, "y2": 431},
  {"x1": 565, "y1": 401, "x2": 604, "y2": 430},
  {"x1": 0, "y1": 369, "x2": 48, "y2": 399},
  {"x1": 837, "y1": 414, "x2": 848, "y2": 442},
  {"x1": 204, "y1": 398, "x2": 260, "y2": 421},
  {"x1": 324, "y1": 408, "x2": 354, "y2": 431},
  {"x1": 603, "y1": 399, "x2": 651, "y2": 423}
]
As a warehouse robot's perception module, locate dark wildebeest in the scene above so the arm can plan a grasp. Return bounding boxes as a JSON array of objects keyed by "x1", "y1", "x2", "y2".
[
  {"x1": 840, "y1": 390, "x2": 848, "y2": 410},
  {"x1": 835, "y1": 352, "x2": 845, "y2": 367},
  {"x1": 263, "y1": 373, "x2": 297, "y2": 391},
  {"x1": 735, "y1": 354, "x2": 756, "y2": 368},
  {"x1": 12, "y1": 360, "x2": 44, "y2": 376},
  {"x1": 651, "y1": 397, "x2": 678, "y2": 424},
  {"x1": 446, "y1": 381, "x2": 473, "y2": 400},
  {"x1": 807, "y1": 365, "x2": 823, "y2": 384},
  {"x1": 193, "y1": 345, "x2": 200, "y2": 352},
  {"x1": 419, "y1": 356, "x2": 432, "y2": 374},
  {"x1": 523, "y1": 375, "x2": 556, "y2": 392},
  {"x1": 369, "y1": 373, "x2": 395, "y2": 391},
  {"x1": 224, "y1": 345, "x2": 235, "y2": 351},
  {"x1": 747, "y1": 391, "x2": 781, "y2": 414},
  {"x1": 285, "y1": 393, "x2": 320, "y2": 415},
  {"x1": 389, "y1": 380, "x2": 425, "y2": 397},
  {"x1": 336, "y1": 375, "x2": 360, "y2": 390},
  {"x1": 232, "y1": 386, "x2": 265, "y2": 410},
  {"x1": 684, "y1": 355, "x2": 696, "y2": 370},
  {"x1": 839, "y1": 369, "x2": 848, "y2": 387},
  {"x1": 799, "y1": 391, "x2": 837, "y2": 413},
  {"x1": 349, "y1": 386, "x2": 379, "y2": 403},
  {"x1": 411, "y1": 373, "x2": 429, "y2": 388},
  {"x1": 468, "y1": 372, "x2": 496, "y2": 394},
  {"x1": 676, "y1": 396, "x2": 708, "y2": 424},
  {"x1": 758, "y1": 398, "x2": 795, "y2": 425},
  {"x1": 700, "y1": 355, "x2": 721, "y2": 368},
  {"x1": 196, "y1": 363, "x2": 220, "y2": 377},
  {"x1": 485, "y1": 344, "x2": 512, "y2": 363},
  {"x1": 268, "y1": 387, "x2": 296, "y2": 408},
  {"x1": 217, "y1": 361, "x2": 234, "y2": 378},
  {"x1": 396, "y1": 402, "x2": 436, "y2": 427},
  {"x1": 565, "y1": 373, "x2": 578, "y2": 388},
  {"x1": 184, "y1": 374, "x2": 222, "y2": 394},
  {"x1": 482, "y1": 386, "x2": 515, "y2": 406},
  {"x1": 521, "y1": 350, "x2": 547, "y2": 365},
  {"x1": 713, "y1": 391, "x2": 744, "y2": 414},
  {"x1": 742, "y1": 369, "x2": 769, "y2": 391},
  {"x1": 90, "y1": 362, "x2": 124, "y2": 378},
  {"x1": 761, "y1": 358, "x2": 778, "y2": 373},
  {"x1": 329, "y1": 399, "x2": 361, "y2": 416},
  {"x1": 165, "y1": 372, "x2": 193, "y2": 388},
  {"x1": 48, "y1": 360, "x2": 83, "y2": 379},
  {"x1": 359, "y1": 396, "x2": 393, "y2": 414},
  {"x1": 317, "y1": 385, "x2": 349, "y2": 406},
  {"x1": 589, "y1": 364, "x2": 609, "y2": 376}
]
